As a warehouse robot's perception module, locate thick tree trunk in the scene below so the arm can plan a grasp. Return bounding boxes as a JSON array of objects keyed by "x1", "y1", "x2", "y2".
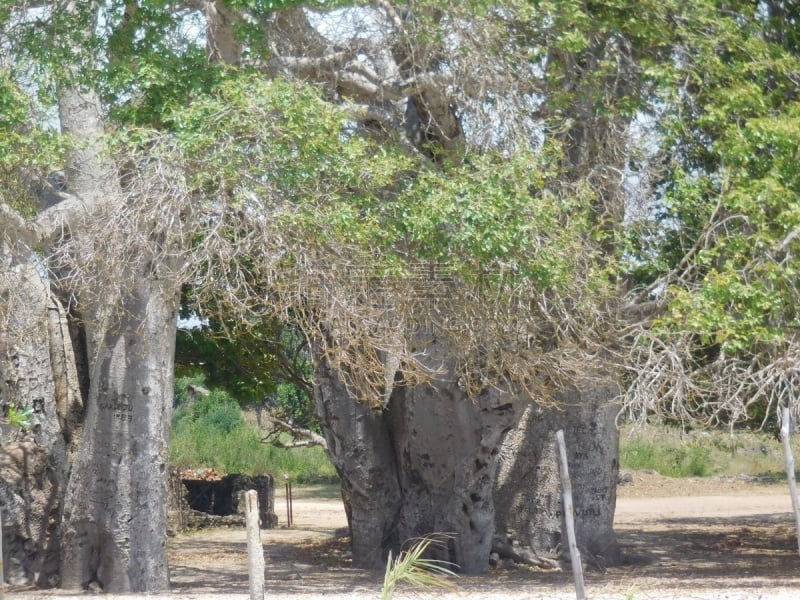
[
  {"x1": 0, "y1": 252, "x2": 76, "y2": 586},
  {"x1": 494, "y1": 375, "x2": 622, "y2": 568},
  {"x1": 0, "y1": 247, "x2": 174, "y2": 594},
  {"x1": 387, "y1": 372, "x2": 516, "y2": 572},
  {"x1": 48, "y1": 50, "x2": 182, "y2": 590},
  {"x1": 314, "y1": 335, "x2": 517, "y2": 573},
  {"x1": 58, "y1": 274, "x2": 178, "y2": 592},
  {"x1": 0, "y1": 441, "x2": 60, "y2": 587},
  {"x1": 0, "y1": 259, "x2": 68, "y2": 465},
  {"x1": 313, "y1": 352, "x2": 402, "y2": 570}
]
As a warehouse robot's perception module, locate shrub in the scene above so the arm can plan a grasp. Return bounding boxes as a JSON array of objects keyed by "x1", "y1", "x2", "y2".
[
  {"x1": 620, "y1": 425, "x2": 799, "y2": 478},
  {"x1": 170, "y1": 379, "x2": 336, "y2": 482}
]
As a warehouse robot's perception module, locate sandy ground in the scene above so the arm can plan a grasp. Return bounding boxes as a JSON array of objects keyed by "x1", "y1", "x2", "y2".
[{"x1": 8, "y1": 473, "x2": 800, "y2": 599}]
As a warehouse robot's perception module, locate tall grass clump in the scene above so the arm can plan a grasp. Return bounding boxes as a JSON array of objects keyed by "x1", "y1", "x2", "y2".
[{"x1": 619, "y1": 425, "x2": 790, "y2": 478}]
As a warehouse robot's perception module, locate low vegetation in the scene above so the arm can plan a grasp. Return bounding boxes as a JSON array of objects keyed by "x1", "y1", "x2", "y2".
[
  {"x1": 170, "y1": 376, "x2": 336, "y2": 483},
  {"x1": 381, "y1": 536, "x2": 457, "y2": 600},
  {"x1": 619, "y1": 425, "x2": 789, "y2": 479},
  {"x1": 170, "y1": 373, "x2": 791, "y2": 483}
]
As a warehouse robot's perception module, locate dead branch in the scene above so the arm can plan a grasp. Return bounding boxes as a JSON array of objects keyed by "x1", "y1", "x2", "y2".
[
  {"x1": 491, "y1": 537, "x2": 560, "y2": 570},
  {"x1": 262, "y1": 416, "x2": 328, "y2": 451}
]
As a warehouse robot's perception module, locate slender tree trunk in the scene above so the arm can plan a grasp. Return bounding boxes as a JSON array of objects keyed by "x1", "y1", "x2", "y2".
[
  {"x1": 494, "y1": 375, "x2": 622, "y2": 567},
  {"x1": 59, "y1": 273, "x2": 178, "y2": 591}
]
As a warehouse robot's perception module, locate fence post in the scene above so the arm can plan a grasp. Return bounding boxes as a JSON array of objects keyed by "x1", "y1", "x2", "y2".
[
  {"x1": 780, "y1": 406, "x2": 800, "y2": 556},
  {"x1": 555, "y1": 429, "x2": 586, "y2": 600},
  {"x1": 284, "y1": 474, "x2": 293, "y2": 527},
  {"x1": 245, "y1": 490, "x2": 265, "y2": 600}
]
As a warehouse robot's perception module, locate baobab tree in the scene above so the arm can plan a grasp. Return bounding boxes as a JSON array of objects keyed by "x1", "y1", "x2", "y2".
[
  {"x1": 180, "y1": 0, "x2": 800, "y2": 570},
  {"x1": 0, "y1": 0, "x2": 666, "y2": 583},
  {"x1": 180, "y1": 0, "x2": 635, "y2": 571},
  {"x1": 3, "y1": 0, "x2": 799, "y2": 590}
]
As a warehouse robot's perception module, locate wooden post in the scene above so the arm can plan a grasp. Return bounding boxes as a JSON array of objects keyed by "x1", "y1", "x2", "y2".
[
  {"x1": 245, "y1": 490, "x2": 265, "y2": 600},
  {"x1": 780, "y1": 406, "x2": 800, "y2": 556},
  {"x1": 556, "y1": 430, "x2": 586, "y2": 600},
  {"x1": 288, "y1": 480, "x2": 293, "y2": 527},
  {"x1": 284, "y1": 474, "x2": 293, "y2": 527}
]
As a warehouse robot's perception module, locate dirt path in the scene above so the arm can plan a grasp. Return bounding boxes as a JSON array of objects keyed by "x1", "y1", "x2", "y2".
[{"x1": 10, "y1": 473, "x2": 800, "y2": 599}]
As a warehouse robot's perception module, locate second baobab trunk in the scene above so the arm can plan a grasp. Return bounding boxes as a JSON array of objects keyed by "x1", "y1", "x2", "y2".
[{"x1": 314, "y1": 334, "x2": 517, "y2": 573}]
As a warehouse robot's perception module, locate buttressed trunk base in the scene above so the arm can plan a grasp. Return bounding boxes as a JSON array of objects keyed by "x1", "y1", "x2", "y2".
[{"x1": 314, "y1": 336, "x2": 516, "y2": 573}]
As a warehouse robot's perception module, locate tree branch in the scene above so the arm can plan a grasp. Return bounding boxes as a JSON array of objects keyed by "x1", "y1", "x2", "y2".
[
  {"x1": 373, "y1": 0, "x2": 405, "y2": 33},
  {"x1": 777, "y1": 227, "x2": 800, "y2": 254},
  {"x1": 269, "y1": 438, "x2": 322, "y2": 449},
  {"x1": 269, "y1": 45, "x2": 348, "y2": 74},
  {"x1": 0, "y1": 200, "x2": 37, "y2": 248},
  {"x1": 262, "y1": 415, "x2": 328, "y2": 450},
  {"x1": 33, "y1": 193, "x2": 90, "y2": 242},
  {"x1": 620, "y1": 298, "x2": 666, "y2": 326},
  {"x1": 1, "y1": 180, "x2": 98, "y2": 253}
]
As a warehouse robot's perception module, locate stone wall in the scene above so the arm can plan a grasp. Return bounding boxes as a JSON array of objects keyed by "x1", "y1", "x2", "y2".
[{"x1": 168, "y1": 469, "x2": 278, "y2": 532}]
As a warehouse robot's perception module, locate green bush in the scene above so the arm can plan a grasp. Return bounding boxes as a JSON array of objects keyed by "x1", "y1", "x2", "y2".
[
  {"x1": 170, "y1": 377, "x2": 336, "y2": 482},
  {"x1": 619, "y1": 438, "x2": 655, "y2": 471},
  {"x1": 193, "y1": 394, "x2": 244, "y2": 433},
  {"x1": 673, "y1": 443, "x2": 712, "y2": 477}
]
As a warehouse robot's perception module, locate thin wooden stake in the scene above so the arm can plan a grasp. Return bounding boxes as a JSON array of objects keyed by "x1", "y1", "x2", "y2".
[
  {"x1": 284, "y1": 475, "x2": 293, "y2": 527},
  {"x1": 780, "y1": 406, "x2": 800, "y2": 556},
  {"x1": 556, "y1": 429, "x2": 586, "y2": 600},
  {"x1": 245, "y1": 490, "x2": 265, "y2": 600}
]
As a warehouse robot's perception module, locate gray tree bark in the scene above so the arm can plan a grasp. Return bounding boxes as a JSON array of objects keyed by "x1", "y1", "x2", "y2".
[
  {"x1": 313, "y1": 335, "x2": 517, "y2": 573},
  {"x1": 490, "y1": 28, "x2": 633, "y2": 571},
  {"x1": 313, "y1": 350, "x2": 403, "y2": 570},
  {"x1": 0, "y1": 246, "x2": 78, "y2": 587},
  {"x1": 0, "y1": 259, "x2": 68, "y2": 469},
  {"x1": 386, "y1": 371, "x2": 516, "y2": 572},
  {"x1": 58, "y1": 274, "x2": 178, "y2": 591},
  {"x1": 0, "y1": 441, "x2": 61, "y2": 587},
  {"x1": 494, "y1": 376, "x2": 622, "y2": 567},
  {"x1": 50, "y1": 70, "x2": 180, "y2": 591}
]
